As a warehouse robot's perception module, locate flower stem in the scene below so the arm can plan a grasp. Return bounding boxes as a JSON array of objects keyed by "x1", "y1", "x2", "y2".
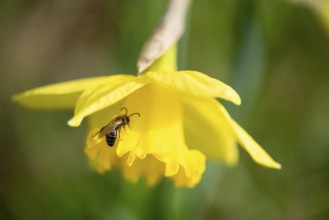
[
  {"x1": 145, "y1": 45, "x2": 177, "y2": 72},
  {"x1": 137, "y1": 0, "x2": 190, "y2": 74}
]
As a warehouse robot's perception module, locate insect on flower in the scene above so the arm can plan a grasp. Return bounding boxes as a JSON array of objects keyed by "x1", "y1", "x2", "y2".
[{"x1": 93, "y1": 107, "x2": 140, "y2": 147}]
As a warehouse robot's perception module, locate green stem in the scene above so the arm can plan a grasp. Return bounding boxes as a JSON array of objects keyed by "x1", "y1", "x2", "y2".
[{"x1": 144, "y1": 45, "x2": 177, "y2": 72}]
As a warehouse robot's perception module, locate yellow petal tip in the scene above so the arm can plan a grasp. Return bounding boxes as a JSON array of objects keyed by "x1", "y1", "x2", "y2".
[
  {"x1": 229, "y1": 90, "x2": 241, "y2": 106},
  {"x1": 258, "y1": 159, "x2": 282, "y2": 170},
  {"x1": 12, "y1": 94, "x2": 20, "y2": 102},
  {"x1": 273, "y1": 163, "x2": 282, "y2": 170},
  {"x1": 67, "y1": 117, "x2": 82, "y2": 127},
  {"x1": 12, "y1": 93, "x2": 28, "y2": 106},
  {"x1": 234, "y1": 96, "x2": 241, "y2": 106}
]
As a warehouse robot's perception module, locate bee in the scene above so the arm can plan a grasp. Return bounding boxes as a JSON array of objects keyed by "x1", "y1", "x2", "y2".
[{"x1": 93, "y1": 107, "x2": 140, "y2": 147}]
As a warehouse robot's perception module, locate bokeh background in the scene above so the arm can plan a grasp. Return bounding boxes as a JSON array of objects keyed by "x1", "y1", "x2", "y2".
[{"x1": 1, "y1": 0, "x2": 329, "y2": 219}]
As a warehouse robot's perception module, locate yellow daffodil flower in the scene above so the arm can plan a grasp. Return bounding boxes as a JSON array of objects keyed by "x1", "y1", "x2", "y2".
[{"x1": 14, "y1": 46, "x2": 281, "y2": 188}]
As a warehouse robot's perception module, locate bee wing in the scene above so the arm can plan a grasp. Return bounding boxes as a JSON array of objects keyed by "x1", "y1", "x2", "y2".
[
  {"x1": 96, "y1": 122, "x2": 113, "y2": 137},
  {"x1": 97, "y1": 116, "x2": 123, "y2": 138}
]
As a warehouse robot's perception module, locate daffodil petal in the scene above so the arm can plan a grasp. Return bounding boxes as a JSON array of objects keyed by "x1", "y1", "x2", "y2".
[
  {"x1": 88, "y1": 100, "x2": 125, "y2": 129},
  {"x1": 146, "y1": 70, "x2": 241, "y2": 105},
  {"x1": 13, "y1": 76, "x2": 115, "y2": 109},
  {"x1": 73, "y1": 75, "x2": 136, "y2": 114},
  {"x1": 68, "y1": 76, "x2": 149, "y2": 127},
  {"x1": 183, "y1": 97, "x2": 239, "y2": 165},
  {"x1": 231, "y1": 120, "x2": 282, "y2": 169}
]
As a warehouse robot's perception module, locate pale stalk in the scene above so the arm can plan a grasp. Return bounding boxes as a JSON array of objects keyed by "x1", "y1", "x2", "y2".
[{"x1": 137, "y1": 0, "x2": 190, "y2": 74}]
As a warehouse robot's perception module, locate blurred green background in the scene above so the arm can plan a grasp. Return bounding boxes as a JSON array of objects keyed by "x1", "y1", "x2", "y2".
[{"x1": 1, "y1": 0, "x2": 329, "y2": 219}]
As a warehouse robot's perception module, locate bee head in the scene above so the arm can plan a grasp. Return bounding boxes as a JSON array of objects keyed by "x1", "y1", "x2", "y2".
[{"x1": 120, "y1": 107, "x2": 140, "y2": 125}]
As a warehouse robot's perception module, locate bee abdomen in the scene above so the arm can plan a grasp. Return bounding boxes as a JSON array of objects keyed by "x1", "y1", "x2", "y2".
[{"x1": 106, "y1": 130, "x2": 117, "y2": 147}]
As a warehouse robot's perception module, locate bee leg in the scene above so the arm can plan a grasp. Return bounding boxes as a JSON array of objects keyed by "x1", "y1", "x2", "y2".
[
  {"x1": 122, "y1": 125, "x2": 130, "y2": 135},
  {"x1": 118, "y1": 126, "x2": 124, "y2": 141}
]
